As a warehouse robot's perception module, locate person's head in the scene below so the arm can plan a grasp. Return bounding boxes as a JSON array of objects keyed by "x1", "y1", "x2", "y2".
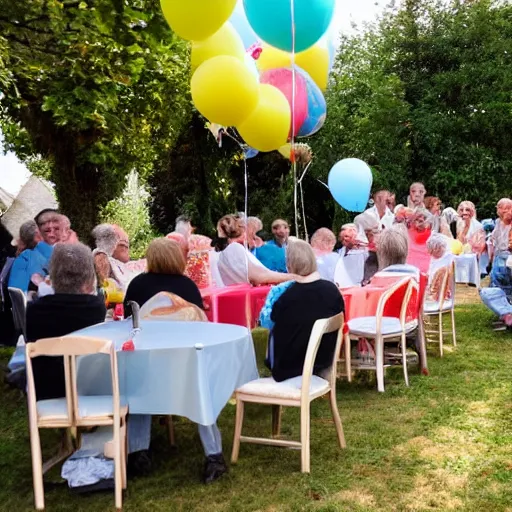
[
  {"x1": 112, "y1": 225, "x2": 130, "y2": 263},
  {"x1": 394, "y1": 206, "x2": 414, "y2": 226},
  {"x1": 386, "y1": 193, "x2": 396, "y2": 211},
  {"x1": 246, "y1": 216, "x2": 264, "y2": 248},
  {"x1": 457, "y1": 201, "x2": 476, "y2": 222},
  {"x1": 271, "y1": 219, "x2": 290, "y2": 245},
  {"x1": 50, "y1": 243, "x2": 96, "y2": 294},
  {"x1": 503, "y1": 205, "x2": 512, "y2": 224},
  {"x1": 217, "y1": 215, "x2": 245, "y2": 242},
  {"x1": 146, "y1": 238, "x2": 186, "y2": 275},
  {"x1": 310, "y1": 228, "x2": 336, "y2": 254},
  {"x1": 373, "y1": 190, "x2": 390, "y2": 214},
  {"x1": 18, "y1": 220, "x2": 42, "y2": 250},
  {"x1": 55, "y1": 215, "x2": 73, "y2": 243},
  {"x1": 412, "y1": 207, "x2": 433, "y2": 232},
  {"x1": 354, "y1": 211, "x2": 380, "y2": 244},
  {"x1": 339, "y1": 223, "x2": 358, "y2": 248},
  {"x1": 34, "y1": 208, "x2": 59, "y2": 229},
  {"x1": 38, "y1": 213, "x2": 62, "y2": 245},
  {"x1": 424, "y1": 196, "x2": 442, "y2": 216},
  {"x1": 426, "y1": 233, "x2": 448, "y2": 259},
  {"x1": 286, "y1": 239, "x2": 318, "y2": 276},
  {"x1": 409, "y1": 182, "x2": 426, "y2": 206},
  {"x1": 497, "y1": 198, "x2": 512, "y2": 220},
  {"x1": 92, "y1": 224, "x2": 118, "y2": 256},
  {"x1": 377, "y1": 226, "x2": 409, "y2": 269},
  {"x1": 166, "y1": 232, "x2": 189, "y2": 257},
  {"x1": 175, "y1": 215, "x2": 194, "y2": 239}
]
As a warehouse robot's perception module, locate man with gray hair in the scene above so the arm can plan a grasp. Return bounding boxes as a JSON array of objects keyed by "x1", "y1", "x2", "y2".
[{"x1": 8, "y1": 220, "x2": 46, "y2": 292}]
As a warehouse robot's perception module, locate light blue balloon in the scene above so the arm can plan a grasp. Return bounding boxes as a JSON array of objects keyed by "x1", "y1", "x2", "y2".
[
  {"x1": 297, "y1": 68, "x2": 326, "y2": 137},
  {"x1": 243, "y1": 0, "x2": 336, "y2": 53},
  {"x1": 328, "y1": 159, "x2": 373, "y2": 212},
  {"x1": 230, "y1": 1, "x2": 259, "y2": 50},
  {"x1": 244, "y1": 147, "x2": 259, "y2": 159}
]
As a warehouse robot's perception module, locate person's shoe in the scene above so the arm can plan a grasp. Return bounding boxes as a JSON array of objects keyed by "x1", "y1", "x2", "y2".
[
  {"x1": 127, "y1": 449, "x2": 152, "y2": 478},
  {"x1": 203, "y1": 453, "x2": 228, "y2": 484}
]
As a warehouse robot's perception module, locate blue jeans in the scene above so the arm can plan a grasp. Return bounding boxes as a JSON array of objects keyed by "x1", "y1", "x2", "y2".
[
  {"x1": 128, "y1": 415, "x2": 222, "y2": 456},
  {"x1": 480, "y1": 252, "x2": 512, "y2": 318}
]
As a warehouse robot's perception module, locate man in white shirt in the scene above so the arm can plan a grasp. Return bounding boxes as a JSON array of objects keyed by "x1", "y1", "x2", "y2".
[{"x1": 365, "y1": 190, "x2": 395, "y2": 230}]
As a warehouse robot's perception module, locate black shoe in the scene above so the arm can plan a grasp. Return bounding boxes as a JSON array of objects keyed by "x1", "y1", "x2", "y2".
[
  {"x1": 127, "y1": 449, "x2": 152, "y2": 478},
  {"x1": 203, "y1": 453, "x2": 227, "y2": 484}
]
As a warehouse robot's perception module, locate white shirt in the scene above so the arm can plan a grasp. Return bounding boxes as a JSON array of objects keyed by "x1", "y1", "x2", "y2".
[
  {"x1": 364, "y1": 205, "x2": 395, "y2": 230},
  {"x1": 217, "y1": 242, "x2": 265, "y2": 286}
]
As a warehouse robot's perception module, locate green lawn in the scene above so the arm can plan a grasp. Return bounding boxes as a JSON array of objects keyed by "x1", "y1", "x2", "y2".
[{"x1": 1, "y1": 304, "x2": 512, "y2": 511}]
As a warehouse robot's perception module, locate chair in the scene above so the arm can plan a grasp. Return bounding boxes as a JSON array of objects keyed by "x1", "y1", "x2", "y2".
[
  {"x1": 25, "y1": 336, "x2": 128, "y2": 510},
  {"x1": 231, "y1": 313, "x2": 345, "y2": 473},
  {"x1": 8, "y1": 287, "x2": 27, "y2": 341},
  {"x1": 423, "y1": 262, "x2": 457, "y2": 357},
  {"x1": 345, "y1": 277, "x2": 418, "y2": 392}
]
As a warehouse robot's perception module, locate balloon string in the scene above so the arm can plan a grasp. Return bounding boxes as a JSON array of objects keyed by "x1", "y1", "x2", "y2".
[{"x1": 290, "y1": 0, "x2": 298, "y2": 237}]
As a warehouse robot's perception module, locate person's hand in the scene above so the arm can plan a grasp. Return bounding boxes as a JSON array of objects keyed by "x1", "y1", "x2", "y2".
[{"x1": 30, "y1": 273, "x2": 44, "y2": 286}]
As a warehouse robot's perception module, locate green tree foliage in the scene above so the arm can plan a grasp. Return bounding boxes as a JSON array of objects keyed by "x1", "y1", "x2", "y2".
[{"x1": 0, "y1": 0, "x2": 191, "y2": 237}]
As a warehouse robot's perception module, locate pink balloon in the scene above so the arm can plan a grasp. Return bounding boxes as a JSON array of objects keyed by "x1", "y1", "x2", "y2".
[{"x1": 260, "y1": 68, "x2": 308, "y2": 137}]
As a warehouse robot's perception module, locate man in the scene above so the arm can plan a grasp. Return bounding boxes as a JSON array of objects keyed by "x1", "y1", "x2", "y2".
[
  {"x1": 387, "y1": 193, "x2": 396, "y2": 212},
  {"x1": 407, "y1": 182, "x2": 426, "y2": 208},
  {"x1": 365, "y1": 190, "x2": 395, "y2": 230},
  {"x1": 34, "y1": 209, "x2": 60, "y2": 262},
  {"x1": 335, "y1": 223, "x2": 367, "y2": 287},
  {"x1": 265, "y1": 219, "x2": 289, "y2": 272}
]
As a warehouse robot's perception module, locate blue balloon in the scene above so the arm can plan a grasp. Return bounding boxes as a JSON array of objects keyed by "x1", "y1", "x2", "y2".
[
  {"x1": 244, "y1": 147, "x2": 259, "y2": 159},
  {"x1": 297, "y1": 69, "x2": 326, "y2": 137},
  {"x1": 328, "y1": 159, "x2": 373, "y2": 212},
  {"x1": 230, "y1": 1, "x2": 259, "y2": 50},
  {"x1": 243, "y1": 0, "x2": 335, "y2": 53}
]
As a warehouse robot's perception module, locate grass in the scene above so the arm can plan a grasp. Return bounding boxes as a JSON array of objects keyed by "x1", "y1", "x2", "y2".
[{"x1": 2, "y1": 304, "x2": 512, "y2": 511}]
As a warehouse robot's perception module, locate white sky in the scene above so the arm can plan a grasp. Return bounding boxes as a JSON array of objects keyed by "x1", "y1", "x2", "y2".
[{"x1": 0, "y1": 0, "x2": 385, "y2": 196}]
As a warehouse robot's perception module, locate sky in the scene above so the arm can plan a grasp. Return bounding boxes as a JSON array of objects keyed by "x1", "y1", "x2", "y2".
[{"x1": 0, "y1": 0, "x2": 385, "y2": 197}]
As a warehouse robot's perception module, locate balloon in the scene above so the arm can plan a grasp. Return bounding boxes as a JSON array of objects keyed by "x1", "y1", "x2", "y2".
[
  {"x1": 244, "y1": 147, "x2": 259, "y2": 159},
  {"x1": 256, "y1": 45, "x2": 290, "y2": 72},
  {"x1": 160, "y1": 0, "x2": 237, "y2": 41},
  {"x1": 243, "y1": 0, "x2": 335, "y2": 52},
  {"x1": 328, "y1": 159, "x2": 373, "y2": 212},
  {"x1": 278, "y1": 143, "x2": 292, "y2": 159},
  {"x1": 297, "y1": 69, "x2": 326, "y2": 137},
  {"x1": 260, "y1": 67, "x2": 308, "y2": 136},
  {"x1": 237, "y1": 84, "x2": 291, "y2": 152},
  {"x1": 230, "y1": 0, "x2": 259, "y2": 49},
  {"x1": 191, "y1": 55, "x2": 259, "y2": 127},
  {"x1": 191, "y1": 22, "x2": 245, "y2": 71},
  {"x1": 244, "y1": 53, "x2": 259, "y2": 80},
  {"x1": 450, "y1": 239, "x2": 463, "y2": 255}
]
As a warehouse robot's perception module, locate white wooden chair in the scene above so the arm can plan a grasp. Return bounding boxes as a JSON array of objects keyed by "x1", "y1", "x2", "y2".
[
  {"x1": 231, "y1": 313, "x2": 345, "y2": 473},
  {"x1": 423, "y1": 262, "x2": 457, "y2": 356},
  {"x1": 25, "y1": 336, "x2": 128, "y2": 510},
  {"x1": 345, "y1": 277, "x2": 418, "y2": 392}
]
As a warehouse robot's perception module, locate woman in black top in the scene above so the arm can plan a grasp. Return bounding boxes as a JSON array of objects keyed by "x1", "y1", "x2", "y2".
[
  {"x1": 124, "y1": 237, "x2": 203, "y2": 313},
  {"x1": 268, "y1": 239, "x2": 344, "y2": 382}
]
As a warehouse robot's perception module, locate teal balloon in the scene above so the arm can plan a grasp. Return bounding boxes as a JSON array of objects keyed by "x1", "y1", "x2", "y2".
[
  {"x1": 328, "y1": 159, "x2": 373, "y2": 212},
  {"x1": 243, "y1": 0, "x2": 335, "y2": 53}
]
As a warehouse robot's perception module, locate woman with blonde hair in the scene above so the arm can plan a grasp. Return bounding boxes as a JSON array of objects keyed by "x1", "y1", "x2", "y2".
[
  {"x1": 456, "y1": 201, "x2": 485, "y2": 254},
  {"x1": 310, "y1": 228, "x2": 339, "y2": 282}
]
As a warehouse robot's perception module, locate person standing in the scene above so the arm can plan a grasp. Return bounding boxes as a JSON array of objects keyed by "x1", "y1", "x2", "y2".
[{"x1": 365, "y1": 190, "x2": 395, "y2": 230}]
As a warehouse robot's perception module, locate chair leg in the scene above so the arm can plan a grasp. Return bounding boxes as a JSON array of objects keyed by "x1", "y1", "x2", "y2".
[
  {"x1": 375, "y1": 336, "x2": 385, "y2": 393},
  {"x1": 271, "y1": 405, "x2": 282, "y2": 437},
  {"x1": 418, "y1": 316, "x2": 429, "y2": 375},
  {"x1": 121, "y1": 420, "x2": 127, "y2": 490},
  {"x1": 30, "y1": 427, "x2": 45, "y2": 510},
  {"x1": 438, "y1": 313, "x2": 444, "y2": 357},
  {"x1": 451, "y1": 309, "x2": 457, "y2": 347},
  {"x1": 166, "y1": 415, "x2": 176, "y2": 447},
  {"x1": 231, "y1": 398, "x2": 245, "y2": 463},
  {"x1": 401, "y1": 333, "x2": 409, "y2": 387},
  {"x1": 114, "y1": 423, "x2": 122, "y2": 511},
  {"x1": 344, "y1": 333, "x2": 352, "y2": 382},
  {"x1": 300, "y1": 403, "x2": 311, "y2": 473},
  {"x1": 329, "y1": 389, "x2": 346, "y2": 449}
]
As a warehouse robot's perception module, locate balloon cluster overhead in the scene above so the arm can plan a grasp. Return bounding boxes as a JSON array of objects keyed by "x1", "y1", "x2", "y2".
[{"x1": 160, "y1": 0, "x2": 336, "y2": 153}]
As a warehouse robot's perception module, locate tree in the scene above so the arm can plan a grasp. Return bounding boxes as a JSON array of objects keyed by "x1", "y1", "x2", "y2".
[{"x1": 0, "y1": 0, "x2": 191, "y2": 237}]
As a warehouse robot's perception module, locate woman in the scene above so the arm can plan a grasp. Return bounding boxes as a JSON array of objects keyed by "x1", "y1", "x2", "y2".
[
  {"x1": 425, "y1": 196, "x2": 451, "y2": 235},
  {"x1": 216, "y1": 215, "x2": 295, "y2": 286},
  {"x1": 354, "y1": 211, "x2": 380, "y2": 283},
  {"x1": 376, "y1": 225, "x2": 419, "y2": 278},
  {"x1": 310, "y1": 228, "x2": 339, "y2": 282},
  {"x1": 425, "y1": 233, "x2": 454, "y2": 305},
  {"x1": 405, "y1": 208, "x2": 433, "y2": 273},
  {"x1": 456, "y1": 201, "x2": 485, "y2": 254},
  {"x1": 260, "y1": 239, "x2": 344, "y2": 382}
]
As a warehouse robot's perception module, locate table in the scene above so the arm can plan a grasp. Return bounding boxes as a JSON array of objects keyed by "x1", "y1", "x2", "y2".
[
  {"x1": 454, "y1": 254, "x2": 480, "y2": 286},
  {"x1": 73, "y1": 319, "x2": 258, "y2": 426}
]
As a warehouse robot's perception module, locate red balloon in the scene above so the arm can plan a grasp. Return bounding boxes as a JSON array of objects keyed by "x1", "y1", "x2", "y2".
[{"x1": 260, "y1": 68, "x2": 308, "y2": 137}]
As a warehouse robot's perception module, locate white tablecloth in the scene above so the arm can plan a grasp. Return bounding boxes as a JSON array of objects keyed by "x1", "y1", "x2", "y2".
[
  {"x1": 73, "y1": 319, "x2": 258, "y2": 425},
  {"x1": 454, "y1": 254, "x2": 480, "y2": 286}
]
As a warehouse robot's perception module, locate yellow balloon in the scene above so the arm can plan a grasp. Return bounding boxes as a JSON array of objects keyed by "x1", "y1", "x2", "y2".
[
  {"x1": 278, "y1": 143, "x2": 293, "y2": 160},
  {"x1": 237, "y1": 84, "x2": 290, "y2": 152},
  {"x1": 191, "y1": 22, "x2": 245, "y2": 72},
  {"x1": 449, "y1": 239, "x2": 463, "y2": 255},
  {"x1": 160, "y1": 0, "x2": 236, "y2": 41},
  {"x1": 191, "y1": 55, "x2": 260, "y2": 127},
  {"x1": 257, "y1": 43, "x2": 330, "y2": 91}
]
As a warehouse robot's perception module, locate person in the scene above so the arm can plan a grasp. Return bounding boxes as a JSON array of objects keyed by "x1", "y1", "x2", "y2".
[
  {"x1": 34, "y1": 209, "x2": 61, "y2": 262},
  {"x1": 425, "y1": 233, "x2": 454, "y2": 306},
  {"x1": 376, "y1": 225, "x2": 419, "y2": 277},
  {"x1": 407, "y1": 182, "x2": 426, "y2": 208},
  {"x1": 123, "y1": 237, "x2": 228, "y2": 483},
  {"x1": 354, "y1": 211, "x2": 380, "y2": 283},
  {"x1": 424, "y1": 196, "x2": 450, "y2": 235},
  {"x1": 456, "y1": 201, "x2": 486, "y2": 254},
  {"x1": 268, "y1": 218, "x2": 290, "y2": 249},
  {"x1": 259, "y1": 239, "x2": 344, "y2": 382},
  {"x1": 8, "y1": 220, "x2": 47, "y2": 292},
  {"x1": 57, "y1": 214, "x2": 78, "y2": 244},
  {"x1": 216, "y1": 215, "x2": 295, "y2": 286},
  {"x1": 166, "y1": 232, "x2": 189, "y2": 258},
  {"x1": 405, "y1": 208, "x2": 433, "y2": 273},
  {"x1": 310, "y1": 228, "x2": 339, "y2": 282},
  {"x1": 334, "y1": 223, "x2": 367, "y2": 287},
  {"x1": 92, "y1": 224, "x2": 123, "y2": 287},
  {"x1": 365, "y1": 190, "x2": 395, "y2": 230},
  {"x1": 387, "y1": 193, "x2": 396, "y2": 212},
  {"x1": 174, "y1": 215, "x2": 194, "y2": 240},
  {"x1": 252, "y1": 229, "x2": 288, "y2": 273},
  {"x1": 25, "y1": 243, "x2": 106, "y2": 401},
  {"x1": 489, "y1": 198, "x2": 512, "y2": 267},
  {"x1": 336, "y1": 223, "x2": 358, "y2": 254},
  {"x1": 394, "y1": 205, "x2": 415, "y2": 227},
  {"x1": 112, "y1": 224, "x2": 130, "y2": 264}
]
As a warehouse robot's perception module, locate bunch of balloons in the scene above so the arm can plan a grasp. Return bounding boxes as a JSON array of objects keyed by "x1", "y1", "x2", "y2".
[{"x1": 160, "y1": 0, "x2": 336, "y2": 153}]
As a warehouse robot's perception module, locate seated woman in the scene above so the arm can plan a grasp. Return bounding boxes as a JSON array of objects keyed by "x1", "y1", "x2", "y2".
[
  {"x1": 425, "y1": 196, "x2": 451, "y2": 236},
  {"x1": 406, "y1": 208, "x2": 433, "y2": 273},
  {"x1": 456, "y1": 201, "x2": 486, "y2": 254},
  {"x1": 376, "y1": 225, "x2": 419, "y2": 278},
  {"x1": 216, "y1": 214, "x2": 295, "y2": 286},
  {"x1": 310, "y1": 228, "x2": 339, "y2": 282},
  {"x1": 260, "y1": 239, "x2": 344, "y2": 382},
  {"x1": 123, "y1": 238, "x2": 227, "y2": 484}
]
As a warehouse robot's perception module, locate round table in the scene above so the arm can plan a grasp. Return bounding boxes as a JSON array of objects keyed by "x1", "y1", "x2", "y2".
[{"x1": 73, "y1": 319, "x2": 258, "y2": 425}]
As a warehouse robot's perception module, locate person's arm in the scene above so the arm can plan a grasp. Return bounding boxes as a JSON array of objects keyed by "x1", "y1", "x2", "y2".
[
  {"x1": 8, "y1": 255, "x2": 30, "y2": 292},
  {"x1": 94, "y1": 253, "x2": 111, "y2": 284},
  {"x1": 247, "y1": 261, "x2": 296, "y2": 285}
]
